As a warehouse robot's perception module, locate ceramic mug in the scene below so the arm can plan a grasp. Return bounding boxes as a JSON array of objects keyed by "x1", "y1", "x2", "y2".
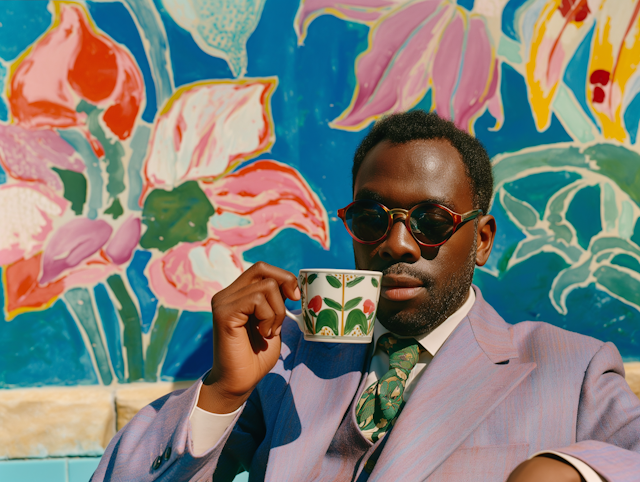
[{"x1": 285, "y1": 269, "x2": 382, "y2": 343}]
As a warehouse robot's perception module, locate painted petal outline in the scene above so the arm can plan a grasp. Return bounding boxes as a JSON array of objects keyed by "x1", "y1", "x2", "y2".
[
  {"x1": 451, "y1": 16, "x2": 499, "y2": 132},
  {"x1": 524, "y1": 0, "x2": 595, "y2": 131},
  {"x1": 204, "y1": 160, "x2": 330, "y2": 250},
  {"x1": 0, "y1": 125, "x2": 84, "y2": 191},
  {"x1": 141, "y1": 78, "x2": 277, "y2": 198},
  {"x1": 40, "y1": 218, "x2": 113, "y2": 284},
  {"x1": 4, "y1": 253, "x2": 65, "y2": 320},
  {"x1": 148, "y1": 239, "x2": 245, "y2": 311},
  {"x1": 294, "y1": 0, "x2": 401, "y2": 44},
  {"x1": 0, "y1": 183, "x2": 68, "y2": 266},
  {"x1": 330, "y1": 0, "x2": 453, "y2": 131},
  {"x1": 9, "y1": 3, "x2": 143, "y2": 140},
  {"x1": 587, "y1": 0, "x2": 640, "y2": 141},
  {"x1": 105, "y1": 217, "x2": 141, "y2": 265}
]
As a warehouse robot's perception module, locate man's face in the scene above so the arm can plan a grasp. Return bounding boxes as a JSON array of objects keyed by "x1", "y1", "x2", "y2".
[{"x1": 352, "y1": 139, "x2": 481, "y2": 336}]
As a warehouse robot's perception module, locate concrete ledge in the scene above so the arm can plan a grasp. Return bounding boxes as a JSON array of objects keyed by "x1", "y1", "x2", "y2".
[
  {"x1": 1, "y1": 364, "x2": 640, "y2": 460},
  {"x1": 0, "y1": 381, "x2": 195, "y2": 460},
  {"x1": 0, "y1": 386, "x2": 114, "y2": 459},
  {"x1": 625, "y1": 362, "x2": 640, "y2": 398},
  {"x1": 115, "y1": 381, "x2": 194, "y2": 431}
]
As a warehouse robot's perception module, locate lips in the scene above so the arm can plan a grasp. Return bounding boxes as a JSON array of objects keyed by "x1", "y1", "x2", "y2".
[{"x1": 380, "y1": 275, "x2": 425, "y2": 302}]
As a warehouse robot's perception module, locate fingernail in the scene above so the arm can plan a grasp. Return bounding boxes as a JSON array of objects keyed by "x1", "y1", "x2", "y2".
[
  {"x1": 275, "y1": 326, "x2": 282, "y2": 336},
  {"x1": 267, "y1": 328, "x2": 272, "y2": 337},
  {"x1": 294, "y1": 287, "x2": 301, "y2": 299}
]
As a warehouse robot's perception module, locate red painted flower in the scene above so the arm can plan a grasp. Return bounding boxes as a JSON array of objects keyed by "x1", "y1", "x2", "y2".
[
  {"x1": 9, "y1": 3, "x2": 143, "y2": 141},
  {"x1": 308, "y1": 295, "x2": 322, "y2": 314},
  {"x1": 363, "y1": 299, "x2": 375, "y2": 315}
]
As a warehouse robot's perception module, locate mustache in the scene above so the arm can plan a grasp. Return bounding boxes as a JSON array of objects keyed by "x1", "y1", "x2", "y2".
[{"x1": 381, "y1": 263, "x2": 434, "y2": 286}]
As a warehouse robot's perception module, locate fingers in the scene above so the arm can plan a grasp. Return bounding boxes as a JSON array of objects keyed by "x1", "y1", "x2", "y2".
[
  {"x1": 212, "y1": 277, "x2": 288, "y2": 338},
  {"x1": 214, "y1": 262, "x2": 300, "y2": 303}
]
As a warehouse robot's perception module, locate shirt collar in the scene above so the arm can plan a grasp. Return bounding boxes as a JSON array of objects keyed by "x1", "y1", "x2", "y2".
[{"x1": 372, "y1": 286, "x2": 476, "y2": 357}]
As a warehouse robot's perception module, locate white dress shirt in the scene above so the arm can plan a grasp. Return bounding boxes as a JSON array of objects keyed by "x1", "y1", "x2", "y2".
[{"x1": 189, "y1": 287, "x2": 603, "y2": 481}]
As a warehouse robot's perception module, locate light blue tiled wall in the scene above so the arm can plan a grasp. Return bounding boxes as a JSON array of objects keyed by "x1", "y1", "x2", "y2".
[
  {"x1": 0, "y1": 458, "x2": 100, "y2": 482},
  {"x1": 0, "y1": 458, "x2": 249, "y2": 481}
]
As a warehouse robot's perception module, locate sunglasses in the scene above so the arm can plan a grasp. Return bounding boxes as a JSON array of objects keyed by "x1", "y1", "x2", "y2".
[{"x1": 337, "y1": 200, "x2": 483, "y2": 247}]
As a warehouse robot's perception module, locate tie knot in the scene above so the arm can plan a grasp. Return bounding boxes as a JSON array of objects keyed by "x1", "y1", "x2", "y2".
[{"x1": 377, "y1": 333, "x2": 423, "y2": 371}]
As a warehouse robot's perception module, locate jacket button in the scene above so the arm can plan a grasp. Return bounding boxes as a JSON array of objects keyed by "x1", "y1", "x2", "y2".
[
  {"x1": 152, "y1": 455, "x2": 163, "y2": 470},
  {"x1": 164, "y1": 446, "x2": 172, "y2": 460}
]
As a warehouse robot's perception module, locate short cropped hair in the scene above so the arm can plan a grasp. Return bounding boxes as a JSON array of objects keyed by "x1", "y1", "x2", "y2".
[{"x1": 352, "y1": 111, "x2": 493, "y2": 213}]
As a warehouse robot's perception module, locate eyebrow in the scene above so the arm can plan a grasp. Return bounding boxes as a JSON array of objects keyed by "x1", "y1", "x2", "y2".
[{"x1": 354, "y1": 188, "x2": 457, "y2": 211}]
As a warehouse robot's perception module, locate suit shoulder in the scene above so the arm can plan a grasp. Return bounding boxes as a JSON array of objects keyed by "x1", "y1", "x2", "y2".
[{"x1": 509, "y1": 320, "x2": 605, "y2": 364}]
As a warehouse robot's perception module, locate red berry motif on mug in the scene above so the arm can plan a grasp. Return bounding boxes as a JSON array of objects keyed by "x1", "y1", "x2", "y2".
[
  {"x1": 363, "y1": 299, "x2": 375, "y2": 315},
  {"x1": 308, "y1": 295, "x2": 322, "y2": 314}
]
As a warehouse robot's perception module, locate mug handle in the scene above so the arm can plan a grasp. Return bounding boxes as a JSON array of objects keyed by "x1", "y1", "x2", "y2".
[{"x1": 285, "y1": 308, "x2": 305, "y2": 333}]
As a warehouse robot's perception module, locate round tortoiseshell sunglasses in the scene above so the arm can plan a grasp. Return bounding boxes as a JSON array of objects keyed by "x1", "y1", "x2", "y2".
[{"x1": 337, "y1": 200, "x2": 483, "y2": 247}]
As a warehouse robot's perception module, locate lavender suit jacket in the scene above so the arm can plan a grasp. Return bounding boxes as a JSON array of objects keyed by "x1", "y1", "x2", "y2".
[{"x1": 92, "y1": 287, "x2": 640, "y2": 481}]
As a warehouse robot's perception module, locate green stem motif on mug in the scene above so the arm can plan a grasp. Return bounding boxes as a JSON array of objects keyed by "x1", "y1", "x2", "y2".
[
  {"x1": 347, "y1": 276, "x2": 364, "y2": 287},
  {"x1": 315, "y1": 309, "x2": 339, "y2": 335},
  {"x1": 303, "y1": 310, "x2": 314, "y2": 333},
  {"x1": 326, "y1": 275, "x2": 342, "y2": 288},
  {"x1": 345, "y1": 309, "x2": 367, "y2": 335}
]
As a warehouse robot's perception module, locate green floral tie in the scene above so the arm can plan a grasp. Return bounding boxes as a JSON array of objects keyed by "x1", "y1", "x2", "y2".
[{"x1": 356, "y1": 333, "x2": 424, "y2": 442}]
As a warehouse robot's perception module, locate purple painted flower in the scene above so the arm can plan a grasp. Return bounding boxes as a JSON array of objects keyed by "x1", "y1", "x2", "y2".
[{"x1": 295, "y1": 0, "x2": 503, "y2": 133}]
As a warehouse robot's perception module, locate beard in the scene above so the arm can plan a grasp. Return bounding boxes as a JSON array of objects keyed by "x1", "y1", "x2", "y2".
[{"x1": 378, "y1": 236, "x2": 477, "y2": 337}]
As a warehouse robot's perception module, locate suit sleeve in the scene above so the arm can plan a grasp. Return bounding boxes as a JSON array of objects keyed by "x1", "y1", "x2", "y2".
[
  {"x1": 553, "y1": 341, "x2": 640, "y2": 482},
  {"x1": 90, "y1": 376, "x2": 266, "y2": 481}
]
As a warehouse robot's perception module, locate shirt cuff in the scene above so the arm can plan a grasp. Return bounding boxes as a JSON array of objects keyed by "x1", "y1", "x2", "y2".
[
  {"x1": 532, "y1": 451, "x2": 606, "y2": 482},
  {"x1": 188, "y1": 384, "x2": 243, "y2": 456}
]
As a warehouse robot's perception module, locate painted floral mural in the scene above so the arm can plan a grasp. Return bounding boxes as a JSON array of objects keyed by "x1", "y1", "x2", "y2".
[{"x1": 1, "y1": 0, "x2": 640, "y2": 388}]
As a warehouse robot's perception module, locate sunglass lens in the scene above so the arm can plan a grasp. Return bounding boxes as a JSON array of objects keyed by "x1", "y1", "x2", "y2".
[
  {"x1": 346, "y1": 201, "x2": 388, "y2": 242},
  {"x1": 410, "y1": 204, "x2": 454, "y2": 245}
]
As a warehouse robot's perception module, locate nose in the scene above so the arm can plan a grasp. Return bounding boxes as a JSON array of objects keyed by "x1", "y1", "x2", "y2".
[{"x1": 377, "y1": 216, "x2": 422, "y2": 262}]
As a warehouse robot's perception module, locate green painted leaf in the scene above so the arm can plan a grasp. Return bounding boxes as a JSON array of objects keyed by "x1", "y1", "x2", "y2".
[
  {"x1": 105, "y1": 197, "x2": 124, "y2": 220},
  {"x1": 594, "y1": 265, "x2": 640, "y2": 311},
  {"x1": 371, "y1": 278, "x2": 379, "y2": 287},
  {"x1": 345, "y1": 309, "x2": 367, "y2": 335},
  {"x1": 52, "y1": 168, "x2": 87, "y2": 215},
  {"x1": 304, "y1": 310, "x2": 314, "y2": 333},
  {"x1": 145, "y1": 306, "x2": 180, "y2": 382},
  {"x1": 344, "y1": 297, "x2": 362, "y2": 311},
  {"x1": 347, "y1": 276, "x2": 364, "y2": 287},
  {"x1": 307, "y1": 273, "x2": 318, "y2": 284},
  {"x1": 501, "y1": 190, "x2": 538, "y2": 229},
  {"x1": 140, "y1": 181, "x2": 215, "y2": 252},
  {"x1": 367, "y1": 312, "x2": 374, "y2": 322},
  {"x1": 315, "y1": 309, "x2": 339, "y2": 335},
  {"x1": 323, "y1": 297, "x2": 343, "y2": 310},
  {"x1": 326, "y1": 275, "x2": 342, "y2": 288}
]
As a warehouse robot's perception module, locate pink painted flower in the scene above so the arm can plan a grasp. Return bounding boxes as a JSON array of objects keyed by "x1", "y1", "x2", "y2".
[
  {"x1": 148, "y1": 239, "x2": 245, "y2": 311},
  {"x1": 0, "y1": 183, "x2": 68, "y2": 266},
  {"x1": 363, "y1": 299, "x2": 375, "y2": 315},
  {"x1": 1, "y1": 205, "x2": 141, "y2": 319},
  {"x1": 295, "y1": 0, "x2": 503, "y2": 133},
  {"x1": 9, "y1": 2, "x2": 143, "y2": 142},
  {"x1": 308, "y1": 295, "x2": 323, "y2": 313},
  {"x1": 0, "y1": 125, "x2": 84, "y2": 191},
  {"x1": 143, "y1": 78, "x2": 330, "y2": 311}
]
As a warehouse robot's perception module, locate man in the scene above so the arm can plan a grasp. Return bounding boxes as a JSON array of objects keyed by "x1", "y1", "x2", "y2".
[{"x1": 93, "y1": 111, "x2": 640, "y2": 481}]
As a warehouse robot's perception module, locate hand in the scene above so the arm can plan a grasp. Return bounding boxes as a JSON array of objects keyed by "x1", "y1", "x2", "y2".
[
  {"x1": 197, "y1": 262, "x2": 300, "y2": 414},
  {"x1": 507, "y1": 455, "x2": 585, "y2": 482}
]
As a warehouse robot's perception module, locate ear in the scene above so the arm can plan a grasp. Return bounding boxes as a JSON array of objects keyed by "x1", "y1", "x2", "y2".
[{"x1": 475, "y1": 215, "x2": 496, "y2": 267}]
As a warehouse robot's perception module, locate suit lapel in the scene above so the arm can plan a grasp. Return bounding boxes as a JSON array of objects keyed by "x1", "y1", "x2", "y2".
[
  {"x1": 266, "y1": 338, "x2": 371, "y2": 481},
  {"x1": 366, "y1": 288, "x2": 536, "y2": 481}
]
